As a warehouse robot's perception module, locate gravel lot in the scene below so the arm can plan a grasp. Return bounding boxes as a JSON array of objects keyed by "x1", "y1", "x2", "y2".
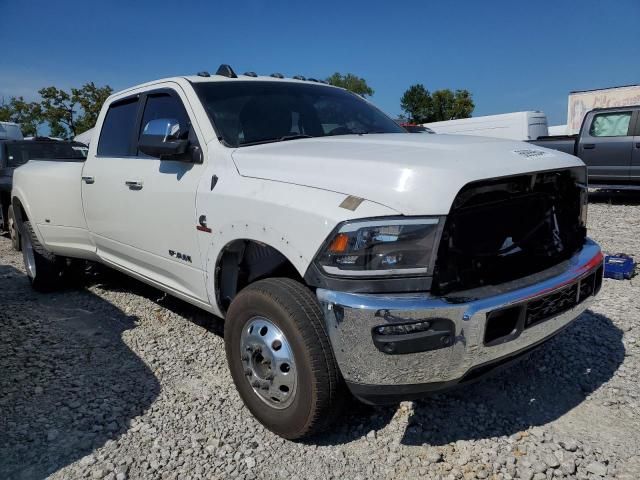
[{"x1": 1, "y1": 193, "x2": 639, "y2": 480}]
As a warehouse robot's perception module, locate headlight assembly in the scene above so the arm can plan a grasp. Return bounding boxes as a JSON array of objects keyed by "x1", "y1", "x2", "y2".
[{"x1": 317, "y1": 217, "x2": 443, "y2": 277}]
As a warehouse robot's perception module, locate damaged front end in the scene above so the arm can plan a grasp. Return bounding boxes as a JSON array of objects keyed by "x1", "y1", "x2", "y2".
[{"x1": 432, "y1": 167, "x2": 588, "y2": 295}]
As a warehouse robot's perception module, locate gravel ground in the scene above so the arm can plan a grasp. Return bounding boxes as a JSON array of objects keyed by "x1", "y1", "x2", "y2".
[{"x1": 1, "y1": 193, "x2": 639, "y2": 480}]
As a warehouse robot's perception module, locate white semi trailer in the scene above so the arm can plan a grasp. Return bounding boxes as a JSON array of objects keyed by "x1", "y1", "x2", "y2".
[{"x1": 423, "y1": 111, "x2": 548, "y2": 141}]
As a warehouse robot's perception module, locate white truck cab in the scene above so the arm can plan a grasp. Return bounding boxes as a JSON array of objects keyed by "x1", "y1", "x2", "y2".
[{"x1": 12, "y1": 65, "x2": 603, "y2": 439}]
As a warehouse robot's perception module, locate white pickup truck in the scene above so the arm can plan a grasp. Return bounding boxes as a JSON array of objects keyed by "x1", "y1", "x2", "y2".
[{"x1": 12, "y1": 65, "x2": 604, "y2": 439}]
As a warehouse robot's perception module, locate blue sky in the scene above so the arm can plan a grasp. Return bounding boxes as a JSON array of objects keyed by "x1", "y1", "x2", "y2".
[{"x1": 1, "y1": 0, "x2": 639, "y2": 125}]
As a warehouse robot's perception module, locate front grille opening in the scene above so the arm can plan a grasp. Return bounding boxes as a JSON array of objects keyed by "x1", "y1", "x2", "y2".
[
  {"x1": 578, "y1": 271, "x2": 596, "y2": 302},
  {"x1": 433, "y1": 168, "x2": 587, "y2": 295},
  {"x1": 484, "y1": 305, "x2": 522, "y2": 345},
  {"x1": 525, "y1": 283, "x2": 578, "y2": 328}
]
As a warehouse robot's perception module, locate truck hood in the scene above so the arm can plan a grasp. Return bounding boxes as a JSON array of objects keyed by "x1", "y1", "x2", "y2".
[{"x1": 231, "y1": 133, "x2": 584, "y2": 215}]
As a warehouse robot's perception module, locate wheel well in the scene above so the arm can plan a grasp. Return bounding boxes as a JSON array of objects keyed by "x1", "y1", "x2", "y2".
[
  {"x1": 11, "y1": 196, "x2": 28, "y2": 224},
  {"x1": 216, "y1": 240, "x2": 303, "y2": 313}
]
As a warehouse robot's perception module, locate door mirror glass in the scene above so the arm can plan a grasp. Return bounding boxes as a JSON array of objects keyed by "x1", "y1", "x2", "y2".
[{"x1": 138, "y1": 118, "x2": 190, "y2": 159}]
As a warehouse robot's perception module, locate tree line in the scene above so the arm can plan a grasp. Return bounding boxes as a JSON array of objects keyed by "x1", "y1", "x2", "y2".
[
  {"x1": 327, "y1": 72, "x2": 474, "y2": 124},
  {"x1": 0, "y1": 83, "x2": 113, "y2": 138},
  {"x1": 0, "y1": 73, "x2": 473, "y2": 138}
]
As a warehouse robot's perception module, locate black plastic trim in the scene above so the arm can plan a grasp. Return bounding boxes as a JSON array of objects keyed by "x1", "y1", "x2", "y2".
[{"x1": 371, "y1": 318, "x2": 455, "y2": 354}]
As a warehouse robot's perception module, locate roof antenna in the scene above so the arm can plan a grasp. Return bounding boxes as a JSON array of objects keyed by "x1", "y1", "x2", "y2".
[{"x1": 215, "y1": 64, "x2": 237, "y2": 78}]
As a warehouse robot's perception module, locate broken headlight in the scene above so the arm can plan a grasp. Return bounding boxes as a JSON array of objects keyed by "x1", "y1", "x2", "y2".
[{"x1": 317, "y1": 217, "x2": 442, "y2": 277}]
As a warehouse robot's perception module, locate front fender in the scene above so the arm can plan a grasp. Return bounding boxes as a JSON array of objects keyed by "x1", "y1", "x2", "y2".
[{"x1": 197, "y1": 179, "x2": 399, "y2": 316}]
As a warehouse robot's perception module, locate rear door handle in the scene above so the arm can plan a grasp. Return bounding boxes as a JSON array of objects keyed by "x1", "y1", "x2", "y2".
[
  {"x1": 82, "y1": 176, "x2": 95, "y2": 184},
  {"x1": 583, "y1": 144, "x2": 595, "y2": 149},
  {"x1": 125, "y1": 180, "x2": 143, "y2": 190},
  {"x1": 635, "y1": 142, "x2": 640, "y2": 148}
]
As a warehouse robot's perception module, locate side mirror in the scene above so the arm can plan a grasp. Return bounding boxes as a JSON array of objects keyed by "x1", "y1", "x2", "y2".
[{"x1": 138, "y1": 118, "x2": 190, "y2": 160}]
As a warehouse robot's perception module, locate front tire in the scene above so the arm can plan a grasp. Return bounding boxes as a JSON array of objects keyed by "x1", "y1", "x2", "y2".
[
  {"x1": 21, "y1": 220, "x2": 65, "y2": 292},
  {"x1": 225, "y1": 278, "x2": 345, "y2": 439},
  {"x1": 8, "y1": 205, "x2": 20, "y2": 251}
]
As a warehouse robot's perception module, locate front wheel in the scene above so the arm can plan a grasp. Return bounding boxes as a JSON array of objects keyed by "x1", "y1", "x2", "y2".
[
  {"x1": 225, "y1": 278, "x2": 345, "y2": 439},
  {"x1": 21, "y1": 220, "x2": 66, "y2": 292}
]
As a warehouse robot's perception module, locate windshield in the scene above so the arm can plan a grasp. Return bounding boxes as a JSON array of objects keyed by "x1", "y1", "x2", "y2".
[
  {"x1": 6, "y1": 141, "x2": 86, "y2": 167},
  {"x1": 193, "y1": 81, "x2": 405, "y2": 147}
]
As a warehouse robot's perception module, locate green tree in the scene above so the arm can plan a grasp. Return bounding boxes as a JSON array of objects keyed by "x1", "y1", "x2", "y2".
[
  {"x1": 401, "y1": 84, "x2": 474, "y2": 124},
  {"x1": 400, "y1": 84, "x2": 432, "y2": 123},
  {"x1": 0, "y1": 97, "x2": 42, "y2": 136},
  {"x1": 0, "y1": 99, "x2": 10, "y2": 122},
  {"x1": 39, "y1": 82, "x2": 112, "y2": 138},
  {"x1": 326, "y1": 72, "x2": 374, "y2": 97},
  {"x1": 431, "y1": 89, "x2": 474, "y2": 121},
  {"x1": 38, "y1": 86, "x2": 76, "y2": 138},
  {"x1": 73, "y1": 82, "x2": 113, "y2": 134}
]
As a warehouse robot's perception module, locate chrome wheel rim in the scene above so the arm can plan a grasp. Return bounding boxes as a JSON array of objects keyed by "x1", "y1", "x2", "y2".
[
  {"x1": 240, "y1": 317, "x2": 297, "y2": 409},
  {"x1": 22, "y1": 231, "x2": 36, "y2": 279}
]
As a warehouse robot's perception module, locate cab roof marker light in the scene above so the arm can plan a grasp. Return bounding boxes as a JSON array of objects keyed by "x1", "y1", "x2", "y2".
[
  {"x1": 215, "y1": 64, "x2": 237, "y2": 78},
  {"x1": 197, "y1": 71, "x2": 211, "y2": 77},
  {"x1": 293, "y1": 75, "x2": 306, "y2": 80},
  {"x1": 243, "y1": 71, "x2": 258, "y2": 77},
  {"x1": 270, "y1": 73, "x2": 285, "y2": 79}
]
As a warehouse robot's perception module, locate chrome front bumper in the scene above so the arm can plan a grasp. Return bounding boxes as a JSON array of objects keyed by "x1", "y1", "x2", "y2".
[{"x1": 316, "y1": 239, "x2": 603, "y2": 403}]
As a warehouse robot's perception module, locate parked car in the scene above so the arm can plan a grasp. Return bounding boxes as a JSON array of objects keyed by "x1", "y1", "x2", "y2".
[
  {"x1": 531, "y1": 106, "x2": 640, "y2": 188},
  {"x1": 1, "y1": 138, "x2": 86, "y2": 249},
  {"x1": 11, "y1": 66, "x2": 603, "y2": 439},
  {"x1": 423, "y1": 111, "x2": 549, "y2": 141}
]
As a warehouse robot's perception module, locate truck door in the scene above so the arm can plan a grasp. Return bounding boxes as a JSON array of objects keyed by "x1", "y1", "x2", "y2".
[
  {"x1": 578, "y1": 109, "x2": 633, "y2": 183},
  {"x1": 630, "y1": 111, "x2": 640, "y2": 182},
  {"x1": 82, "y1": 87, "x2": 208, "y2": 303}
]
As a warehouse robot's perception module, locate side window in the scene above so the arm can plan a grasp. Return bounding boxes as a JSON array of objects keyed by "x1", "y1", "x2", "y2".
[
  {"x1": 97, "y1": 98, "x2": 139, "y2": 156},
  {"x1": 138, "y1": 93, "x2": 191, "y2": 153},
  {"x1": 589, "y1": 112, "x2": 632, "y2": 137}
]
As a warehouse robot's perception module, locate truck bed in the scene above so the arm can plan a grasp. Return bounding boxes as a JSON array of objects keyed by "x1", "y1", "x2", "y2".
[{"x1": 529, "y1": 135, "x2": 577, "y2": 155}]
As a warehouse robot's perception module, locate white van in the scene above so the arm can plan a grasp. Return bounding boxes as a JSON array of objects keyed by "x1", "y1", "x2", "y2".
[
  {"x1": 0, "y1": 122, "x2": 23, "y2": 140},
  {"x1": 423, "y1": 111, "x2": 549, "y2": 141}
]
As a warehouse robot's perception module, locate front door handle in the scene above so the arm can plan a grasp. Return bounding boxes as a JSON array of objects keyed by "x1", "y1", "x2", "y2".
[
  {"x1": 583, "y1": 144, "x2": 595, "y2": 150},
  {"x1": 82, "y1": 176, "x2": 95, "y2": 184},
  {"x1": 635, "y1": 142, "x2": 640, "y2": 148},
  {"x1": 125, "y1": 180, "x2": 143, "y2": 190}
]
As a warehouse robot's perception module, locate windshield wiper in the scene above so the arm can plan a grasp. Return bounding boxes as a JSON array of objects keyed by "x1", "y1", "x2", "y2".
[{"x1": 239, "y1": 134, "x2": 314, "y2": 147}]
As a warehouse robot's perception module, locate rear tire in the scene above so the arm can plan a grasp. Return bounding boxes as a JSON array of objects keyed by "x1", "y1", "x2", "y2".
[
  {"x1": 21, "y1": 220, "x2": 65, "y2": 292},
  {"x1": 225, "y1": 278, "x2": 345, "y2": 439},
  {"x1": 8, "y1": 205, "x2": 20, "y2": 251}
]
